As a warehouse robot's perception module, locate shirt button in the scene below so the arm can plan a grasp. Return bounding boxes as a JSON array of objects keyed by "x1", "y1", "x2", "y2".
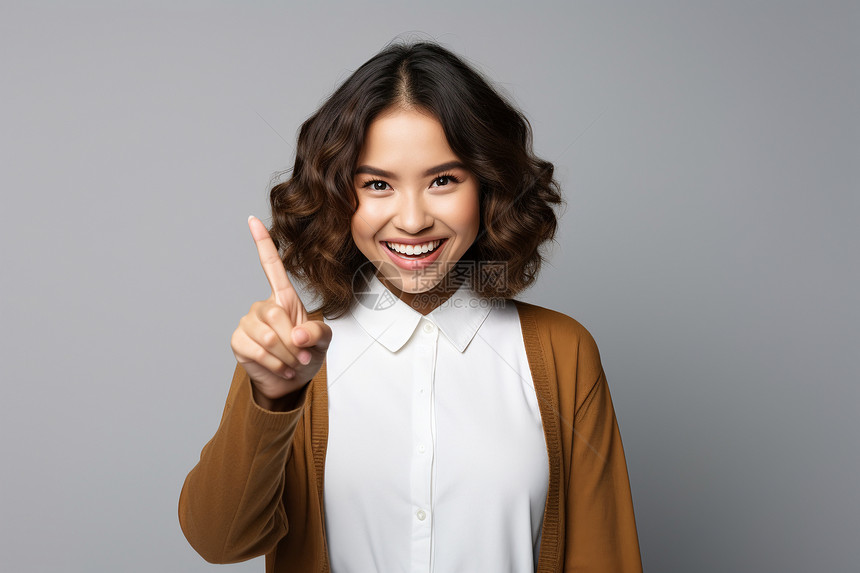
[
  {"x1": 423, "y1": 322, "x2": 434, "y2": 333},
  {"x1": 418, "y1": 444, "x2": 426, "y2": 453},
  {"x1": 416, "y1": 509, "x2": 427, "y2": 521}
]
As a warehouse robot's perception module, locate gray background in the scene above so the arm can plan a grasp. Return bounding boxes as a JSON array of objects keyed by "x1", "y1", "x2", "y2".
[{"x1": 1, "y1": 1, "x2": 857, "y2": 572}]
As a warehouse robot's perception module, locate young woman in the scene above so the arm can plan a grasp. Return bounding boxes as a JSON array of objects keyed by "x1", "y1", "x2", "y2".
[{"x1": 179, "y1": 42, "x2": 642, "y2": 572}]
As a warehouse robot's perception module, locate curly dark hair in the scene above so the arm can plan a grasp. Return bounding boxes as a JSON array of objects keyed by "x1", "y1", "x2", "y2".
[{"x1": 269, "y1": 41, "x2": 563, "y2": 317}]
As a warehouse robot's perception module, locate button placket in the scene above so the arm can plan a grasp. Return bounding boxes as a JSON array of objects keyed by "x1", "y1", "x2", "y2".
[{"x1": 409, "y1": 319, "x2": 437, "y2": 572}]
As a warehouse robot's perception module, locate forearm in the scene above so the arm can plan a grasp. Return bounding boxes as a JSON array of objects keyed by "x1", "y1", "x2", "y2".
[{"x1": 179, "y1": 364, "x2": 307, "y2": 563}]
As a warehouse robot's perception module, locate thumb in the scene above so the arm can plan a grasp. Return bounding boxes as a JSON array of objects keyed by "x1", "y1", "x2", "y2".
[{"x1": 291, "y1": 320, "x2": 332, "y2": 351}]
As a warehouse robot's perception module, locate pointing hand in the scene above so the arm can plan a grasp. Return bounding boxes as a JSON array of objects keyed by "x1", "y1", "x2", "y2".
[{"x1": 230, "y1": 216, "x2": 331, "y2": 410}]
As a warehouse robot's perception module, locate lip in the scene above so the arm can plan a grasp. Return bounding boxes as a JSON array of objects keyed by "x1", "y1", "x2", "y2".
[
  {"x1": 380, "y1": 238, "x2": 448, "y2": 271},
  {"x1": 381, "y1": 237, "x2": 447, "y2": 245}
]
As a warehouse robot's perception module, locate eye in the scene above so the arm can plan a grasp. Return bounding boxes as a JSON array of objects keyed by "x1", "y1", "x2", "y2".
[
  {"x1": 430, "y1": 174, "x2": 461, "y2": 188},
  {"x1": 362, "y1": 180, "x2": 391, "y2": 191}
]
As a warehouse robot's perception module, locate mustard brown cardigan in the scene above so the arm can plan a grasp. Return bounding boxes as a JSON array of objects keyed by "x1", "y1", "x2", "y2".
[{"x1": 179, "y1": 301, "x2": 643, "y2": 572}]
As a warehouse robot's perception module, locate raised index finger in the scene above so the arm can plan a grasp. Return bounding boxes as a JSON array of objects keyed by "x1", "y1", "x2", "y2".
[{"x1": 247, "y1": 216, "x2": 299, "y2": 310}]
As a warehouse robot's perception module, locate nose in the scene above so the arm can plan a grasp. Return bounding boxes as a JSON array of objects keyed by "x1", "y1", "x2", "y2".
[{"x1": 393, "y1": 192, "x2": 434, "y2": 234}]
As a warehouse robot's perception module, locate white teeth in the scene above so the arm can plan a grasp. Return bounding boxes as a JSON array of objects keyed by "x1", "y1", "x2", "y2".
[{"x1": 386, "y1": 240, "x2": 442, "y2": 255}]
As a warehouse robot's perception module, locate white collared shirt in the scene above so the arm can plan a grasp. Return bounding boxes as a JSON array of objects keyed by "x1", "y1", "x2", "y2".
[{"x1": 323, "y1": 276, "x2": 548, "y2": 573}]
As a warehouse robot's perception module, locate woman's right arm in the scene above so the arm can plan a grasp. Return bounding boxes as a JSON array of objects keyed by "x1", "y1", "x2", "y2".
[
  {"x1": 178, "y1": 216, "x2": 330, "y2": 563},
  {"x1": 178, "y1": 364, "x2": 309, "y2": 563}
]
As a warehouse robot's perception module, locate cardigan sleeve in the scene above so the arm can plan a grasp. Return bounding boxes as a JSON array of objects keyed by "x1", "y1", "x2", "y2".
[
  {"x1": 518, "y1": 301, "x2": 642, "y2": 572},
  {"x1": 566, "y1": 365, "x2": 642, "y2": 572},
  {"x1": 178, "y1": 363, "x2": 309, "y2": 563}
]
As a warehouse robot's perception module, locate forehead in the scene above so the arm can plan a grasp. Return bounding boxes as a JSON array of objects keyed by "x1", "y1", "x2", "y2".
[{"x1": 357, "y1": 108, "x2": 459, "y2": 169}]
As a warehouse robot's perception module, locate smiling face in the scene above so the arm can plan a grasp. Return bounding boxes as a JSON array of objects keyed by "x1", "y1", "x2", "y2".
[{"x1": 351, "y1": 107, "x2": 480, "y2": 305}]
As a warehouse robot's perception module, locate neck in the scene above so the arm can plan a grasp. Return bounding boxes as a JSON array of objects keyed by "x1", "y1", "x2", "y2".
[{"x1": 377, "y1": 272, "x2": 465, "y2": 316}]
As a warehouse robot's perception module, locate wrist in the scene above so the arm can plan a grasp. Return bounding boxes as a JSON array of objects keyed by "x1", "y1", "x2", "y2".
[{"x1": 251, "y1": 383, "x2": 307, "y2": 412}]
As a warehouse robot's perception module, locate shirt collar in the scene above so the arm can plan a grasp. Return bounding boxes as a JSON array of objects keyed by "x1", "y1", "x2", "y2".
[
  {"x1": 349, "y1": 274, "x2": 494, "y2": 353},
  {"x1": 429, "y1": 280, "x2": 494, "y2": 353}
]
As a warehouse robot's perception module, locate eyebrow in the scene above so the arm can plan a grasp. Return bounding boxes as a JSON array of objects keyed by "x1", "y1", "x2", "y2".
[{"x1": 354, "y1": 161, "x2": 467, "y2": 179}]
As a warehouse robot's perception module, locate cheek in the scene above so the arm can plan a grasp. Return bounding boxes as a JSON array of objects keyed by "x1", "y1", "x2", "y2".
[
  {"x1": 350, "y1": 206, "x2": 381, "y2": 260},
  {"x1": 458, "y1": 193, "x2": 481, "y2": 240},
  {"x1": 349, "y1": 214, "x2": 368, "y2": 247}
]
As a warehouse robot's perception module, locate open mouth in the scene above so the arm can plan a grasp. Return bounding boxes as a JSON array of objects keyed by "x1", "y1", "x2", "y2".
[{"x1": 384, "y1": 239, "x2": 446, "y2": 258}]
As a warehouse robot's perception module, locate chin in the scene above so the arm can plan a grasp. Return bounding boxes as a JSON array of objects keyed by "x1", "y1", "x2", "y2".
[
  {"x1": 369, "y1": 257, "x2": 455, "y2": 297},
  {"x1": 394, "y1": 276, "x2": 443, "y2": 295}
]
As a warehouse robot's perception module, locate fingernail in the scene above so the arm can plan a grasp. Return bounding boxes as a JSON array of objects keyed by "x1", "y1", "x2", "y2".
[
  {"x1": 298, "y1": 351, "x2": 312, "y2": 365},
  {"x1": 293, "y1": 328, "x2": 309, "y2": 345}
]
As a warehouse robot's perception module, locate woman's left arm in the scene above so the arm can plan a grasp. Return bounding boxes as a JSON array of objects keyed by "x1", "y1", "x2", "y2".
[{"x1": 565, "y1": 367, "x2": 643, "y2": 572}]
